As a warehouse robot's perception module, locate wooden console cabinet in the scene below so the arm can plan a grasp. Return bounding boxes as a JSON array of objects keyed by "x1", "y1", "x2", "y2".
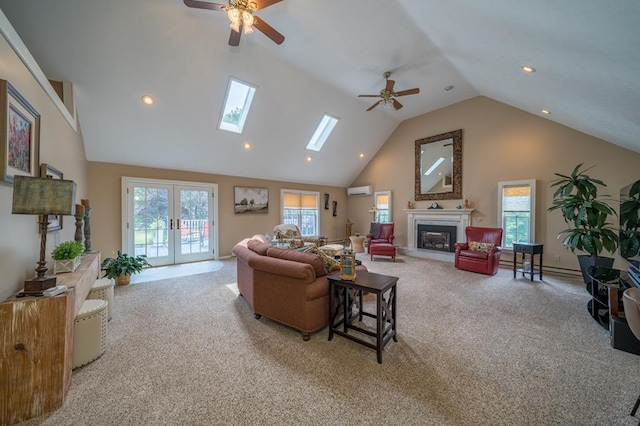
[{"x1": 0, "y1": 252, "x2": 100, "y2": 425}]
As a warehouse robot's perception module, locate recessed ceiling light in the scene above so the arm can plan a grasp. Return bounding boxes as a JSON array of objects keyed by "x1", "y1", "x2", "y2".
[
  {"x1": 359, "y1": 153, "x2": 365, "y2": 158},
  {"x1": 521, "y1": 66, "x2": 536, "y2": 73},
  {"x1": 243, "y1": 142, "x2": 252, "y2": 149},
  {"x1": 541, "y1": 109, "x2": 551, "y2": 115},
  {"x1": 306, "y1": 156, "x2": 312, "y2": 162},
  {"x1": 444, "y1": 85, "x2": 454, "y2": 91},
  {"x1": 141, "y1": 95, "x2": 154, "y2": 105}
]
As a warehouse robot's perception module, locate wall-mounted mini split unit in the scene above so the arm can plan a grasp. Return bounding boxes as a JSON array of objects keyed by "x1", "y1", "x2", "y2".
[{"x1": 347, "y1": 186, "x2": 372, "y2": 196}]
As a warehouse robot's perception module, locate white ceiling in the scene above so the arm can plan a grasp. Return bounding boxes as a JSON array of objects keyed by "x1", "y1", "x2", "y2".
[{"x1": 1, "y1": 0, "x2": 638, "y2": 187}]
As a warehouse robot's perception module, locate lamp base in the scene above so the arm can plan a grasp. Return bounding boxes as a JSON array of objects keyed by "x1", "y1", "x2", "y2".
[{"x1": 24, "y1": 275, "x2": 57, "y2": 293}]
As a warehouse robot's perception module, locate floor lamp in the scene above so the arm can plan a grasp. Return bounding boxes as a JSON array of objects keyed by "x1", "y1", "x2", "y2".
[{"x1": 12, "y1": 175, "x2": 77, "y2": 293}]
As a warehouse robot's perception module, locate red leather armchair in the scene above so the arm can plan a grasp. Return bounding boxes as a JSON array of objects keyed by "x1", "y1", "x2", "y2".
[
  {"x1": 454, "y1": 227, "x2": 503, "y2": 275},
  {"x1": 367, "y1": 223, "x2": 395, "y2": 253}
]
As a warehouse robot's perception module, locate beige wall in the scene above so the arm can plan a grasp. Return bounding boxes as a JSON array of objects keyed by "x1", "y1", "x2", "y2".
[
  {"x1": 87, "y1": 162, "x2": 349, "y2": 258},
  {"x1": 0, "y1": 35, "x2": 88, "y2": 301},
  {"x1": 348, "y1": 96, "x2": 640, "y2": 272}
]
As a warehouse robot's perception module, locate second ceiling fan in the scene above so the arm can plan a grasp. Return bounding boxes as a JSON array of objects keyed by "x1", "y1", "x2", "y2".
[
  {"x1": 358, "y1": 72, "x2": 420, "y2": 111},
  {"x1": 183, "y1": 0, "x2": 285, "y2": 46}
]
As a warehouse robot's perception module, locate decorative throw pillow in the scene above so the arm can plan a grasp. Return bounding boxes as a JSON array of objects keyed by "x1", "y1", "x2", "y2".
[
  {"x1": 468, "y1": 241, "x2": 494, "y2": 253},
  {"x1": 297, "y1": 246, "x2": 341, "y2": 273},
  {"x1": 267, "y1": 246, "x2": 327, "y2": 277}
]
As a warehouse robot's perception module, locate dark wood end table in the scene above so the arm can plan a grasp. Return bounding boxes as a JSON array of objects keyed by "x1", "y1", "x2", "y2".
[
  {"x1": 513, "y1": 243, "x2": 543, "y2": 281},
  {"x1": 327, "y1": 270, "x2": 398, "y2": 363}
]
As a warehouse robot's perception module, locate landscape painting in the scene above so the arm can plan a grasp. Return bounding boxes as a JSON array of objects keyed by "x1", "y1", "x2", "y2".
[{"x1": 234, "y1": 186, "x2": 268, "y2": 214}]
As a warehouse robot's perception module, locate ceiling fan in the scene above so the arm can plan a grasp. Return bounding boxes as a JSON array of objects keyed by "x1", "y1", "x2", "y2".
[
  {"x1": 183, "y1": 0, "x2": 285, "y2": 46},
  {"x1": 358, "y1": 72, "x2": 420, "y2": 111}
]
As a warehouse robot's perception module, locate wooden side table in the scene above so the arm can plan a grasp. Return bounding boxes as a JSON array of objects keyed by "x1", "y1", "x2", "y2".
[
  {"x1": 328, "y1": 270, "x2": 398, "y2": 363},
  {"x1": 513, "y1": 243, "x2": 543, "y2": 281}
]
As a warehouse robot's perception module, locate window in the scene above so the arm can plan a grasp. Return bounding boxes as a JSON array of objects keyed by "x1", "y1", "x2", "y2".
[
  {"x1": 281, "y1": 190, "x2": 319, "y2": 236},
  {"x1": 218, "y1": 77, "x2": 256, "y2": 134},
  {"x1": 498, "y1": 180, "x2": 536, "y2": 249},
  {"x1": 373, "y1": 190, "x2": 392, "y2": 222},
  {"x1": 306, "y1": 114, "x2": 339, "y2": 151}
]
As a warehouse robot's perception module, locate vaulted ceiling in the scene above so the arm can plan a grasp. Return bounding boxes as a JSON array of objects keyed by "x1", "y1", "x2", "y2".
[{"x1": 1, "y1": 1, "x2": 638, "y2": 187}]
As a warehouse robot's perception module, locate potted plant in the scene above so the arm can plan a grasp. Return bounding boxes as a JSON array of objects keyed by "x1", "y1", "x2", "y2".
[
  {"x1": 101, "y1": 251, "x2": 151, "y2": 286},
  {"x1": 52, "y1": 240, "x2": 84, "y2": 273},
  {"x1": 548, "y1": 164, "x2": 619, "y2": 283},
  {"x1": 620, "y1": 178, "x2": 640, "y2": 263}
]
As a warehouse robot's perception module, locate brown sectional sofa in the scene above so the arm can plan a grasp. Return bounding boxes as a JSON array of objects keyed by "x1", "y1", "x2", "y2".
[{"x1": 232, "y1": 235, "x2": 333, "y2": 340}]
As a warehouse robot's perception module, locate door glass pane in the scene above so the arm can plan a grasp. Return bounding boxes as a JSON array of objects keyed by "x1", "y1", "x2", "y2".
[
  {"x1": 179, "y1": 189, "x2": 210, "y2": 255},
  {"x1": 133, "y1": 186, "x2": 169, "y2": 259}
]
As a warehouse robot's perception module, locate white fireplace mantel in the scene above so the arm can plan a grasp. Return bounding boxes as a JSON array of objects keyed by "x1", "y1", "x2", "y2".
[{"x1": 404, "y1": 209, "x2": 473, "y2": 252}]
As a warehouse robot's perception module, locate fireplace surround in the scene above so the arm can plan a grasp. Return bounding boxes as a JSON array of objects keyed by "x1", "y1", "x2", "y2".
[{"x1": 405, "y1": 209, "x2": 473, "y2": 260}]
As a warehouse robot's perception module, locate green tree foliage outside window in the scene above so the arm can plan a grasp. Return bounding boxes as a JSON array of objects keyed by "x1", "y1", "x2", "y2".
[{"x1": 222, "y1": 107, "x2": 243, "y2": 125}]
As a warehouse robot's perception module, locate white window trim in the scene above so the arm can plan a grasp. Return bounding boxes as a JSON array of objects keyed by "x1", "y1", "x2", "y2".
[
  {"x1": 218, "y1": 77, "x2": 257, "y2": 134},
  {"x1": 374, "y1": 190, "x2": 392, "y2": 222},
  {"x1": 497, "y1": 179, "x2": 536, "y2": 250},
  {"x1": 306, "y1": 114, "x2": 339, "y2": 152}
]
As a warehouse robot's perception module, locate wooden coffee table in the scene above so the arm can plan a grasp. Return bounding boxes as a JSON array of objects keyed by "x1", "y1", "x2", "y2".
[{"x1": 327, "y1": 270, "x2": 398, "y2": 363}]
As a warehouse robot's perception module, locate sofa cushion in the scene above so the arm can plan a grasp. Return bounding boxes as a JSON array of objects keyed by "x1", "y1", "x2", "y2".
[
  {"x1": 247, "y1": 239, "x2": 271, "y2": 256},
  {"x1": 266, "y1": 246, "x2": 327, "y2": 277}
]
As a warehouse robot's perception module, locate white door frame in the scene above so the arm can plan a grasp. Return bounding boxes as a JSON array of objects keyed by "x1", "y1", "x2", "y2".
[{"x1": 121, "y1": 177, "x2": 219, "y2": 264}]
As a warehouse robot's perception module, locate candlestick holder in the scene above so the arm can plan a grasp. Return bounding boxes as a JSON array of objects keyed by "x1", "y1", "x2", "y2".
[
  {"x1": 83, "y1": 207, "x2": 95, "y2": 253},
  {"x1": 75, "y1": 214, "x2": 84, "y2": 247}
]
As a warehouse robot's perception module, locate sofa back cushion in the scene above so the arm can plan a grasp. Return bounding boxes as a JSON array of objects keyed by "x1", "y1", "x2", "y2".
[
  {"x1": 247, "y1": 238, "x2": 271, "y2": 256},
  {"x1": 266, "y1": 246, "x2": 327, "y2": 277}
]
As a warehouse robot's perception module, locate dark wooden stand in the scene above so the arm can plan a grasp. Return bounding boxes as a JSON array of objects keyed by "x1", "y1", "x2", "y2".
[
  {"x1": 328, "y1": 270, "x2": 398, "y2": 363},
  {"x1": 513, "y1": 243, "x2": 543, "y2": 281}
]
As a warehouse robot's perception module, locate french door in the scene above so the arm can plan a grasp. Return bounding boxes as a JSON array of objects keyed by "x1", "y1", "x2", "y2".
[{"x1": 123, "y1": 178, "x2": 217, "y2": 267}]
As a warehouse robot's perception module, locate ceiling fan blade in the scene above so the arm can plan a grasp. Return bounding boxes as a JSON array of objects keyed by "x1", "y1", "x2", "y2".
[
  {"x1": 254, "y1": 0, "x2": 283, "y2": 11},
  {"x1": 385, "y1": 79, "x2": 396, "y2": 92},
  {"x1": 183, "y1": 0, "x2": 226, "y2": 11},
  {"x1": 252, "y1": 17, "x2": 285, "y2": 45},
  {"x1": 366, "y1": 101, "x2": 381, "y2": 111},
  {"x1": 392, "y1": 99, "x2": 403, "y2": 110},
  {"x1": 229, "y1": 28, "x2": 242, "y2": 46},
  {"x1": 395, "y1": 88, "x2": 420, "y2": 97},
  {"x1": 358, "y1": 94, "x2": 379, "y2": 98}
]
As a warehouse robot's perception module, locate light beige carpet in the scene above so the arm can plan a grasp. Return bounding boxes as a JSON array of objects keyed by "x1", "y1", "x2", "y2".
[{"x1": 21, "y1": 255, "x2": 640, "y2": 425}]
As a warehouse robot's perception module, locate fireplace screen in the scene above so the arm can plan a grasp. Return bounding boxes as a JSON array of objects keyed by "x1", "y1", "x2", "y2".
[{"x1": 417, "y1": 225, "x2": 457, "y2": 252}]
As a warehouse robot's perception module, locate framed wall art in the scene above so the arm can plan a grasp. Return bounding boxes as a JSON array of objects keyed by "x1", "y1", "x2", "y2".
[
  {"x1": 234, "y1": 186, "x2": 268, "y2": 214},
  {"x1": 0, "y1": 80, "x2": 41, "y2": 184},
  {"x1": 39, "y1": 163, "x2": 64, "y2": 232}
]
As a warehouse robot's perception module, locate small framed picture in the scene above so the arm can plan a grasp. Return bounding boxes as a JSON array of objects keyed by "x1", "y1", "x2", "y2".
[
  {"x1": 0, "y1": 80, "x2": 41, "y2": 184},
  {"x1": 339, "y1": 251, "x2": 357, "y2": 281},
  {"x1": 234, "y1": 186, "x2": 268, "y2": 214},
  {"x1": 40, "y1": 163, "x2": 64, "y2": 232}
]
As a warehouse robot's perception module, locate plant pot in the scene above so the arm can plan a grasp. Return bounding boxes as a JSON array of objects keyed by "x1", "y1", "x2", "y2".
[
  {"x1": 577, "y1": 254, "x2": 615, "y2": 284},
  {"x1": 53, "y1": 256, "x2": 81, "y2": 274},
  {"x1": 115, "y1": 273, "x2": 131, "y2": 286}
]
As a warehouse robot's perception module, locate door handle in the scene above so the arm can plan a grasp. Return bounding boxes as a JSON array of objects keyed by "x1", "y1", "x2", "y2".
[
  {"x1": 170, "y1": 218, "x2": 173, "y2": 230},
  {"x1": 177, "y1": 219, "x2": 181, "y2": 229}
]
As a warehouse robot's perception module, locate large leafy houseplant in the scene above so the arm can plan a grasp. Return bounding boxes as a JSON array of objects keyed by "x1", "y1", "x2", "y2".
[
  {"x1": 620, "y1": 179, "x2": 640, "y2": 260},
  {"x1": 548, "y1": 164, "x2": 618, "y2": 282},
  {"x1": 101, "y1": 251, "x2": 151, "y2": 285}
]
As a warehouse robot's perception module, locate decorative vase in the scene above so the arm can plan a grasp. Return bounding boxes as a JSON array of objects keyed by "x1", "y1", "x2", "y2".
[
  {"x1": 53, "y1": 256, "x2": 81, "y2": 274},
  {"x1": 115, "y1": 273, "x2": 131, "y2": 286}
]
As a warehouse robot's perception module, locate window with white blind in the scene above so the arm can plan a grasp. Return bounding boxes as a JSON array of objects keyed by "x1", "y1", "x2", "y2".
[
  {"x1": 498, "y1": 180, "x2": 536, "y2": 249},
  {"x1": 374, "y1": 190, "x2": 392, "y2": 222},
  {"x1": 281, "y1": 190, "x2": 319, "y2": 236}
]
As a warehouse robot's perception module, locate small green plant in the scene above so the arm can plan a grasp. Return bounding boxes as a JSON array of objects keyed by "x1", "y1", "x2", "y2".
[
  {"x1": 52, "y1": 241, "x2": 84, "y2": 261},
  {"x1": 101, "y1": 251, "x2": 151, "y2": 279}
]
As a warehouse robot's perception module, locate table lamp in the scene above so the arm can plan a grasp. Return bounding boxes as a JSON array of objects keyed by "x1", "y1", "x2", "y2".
[{"x1": 12, "y1": 175, "x2": 77, "y2": 293}]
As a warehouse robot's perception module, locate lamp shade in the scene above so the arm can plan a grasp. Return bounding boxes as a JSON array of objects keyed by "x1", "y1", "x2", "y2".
[{"x1": 12, "y1": 175, "x2": 77, "y2": 215}]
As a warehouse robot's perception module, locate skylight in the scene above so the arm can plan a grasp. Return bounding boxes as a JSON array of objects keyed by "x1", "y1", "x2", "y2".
[
  {"x1": 219, "y1": 77, "x2": 257, "y2": 134},
  {"x1": 306, "y1": 114, "x2": 339, "y2": 152},
  {"x1": 425, "y1": 157, "x2": 445, "y2": 175}
]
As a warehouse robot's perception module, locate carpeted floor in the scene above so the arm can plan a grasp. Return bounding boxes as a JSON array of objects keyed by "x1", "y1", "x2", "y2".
[{"x1": 21, "y1": 255, "x2": 640, "y2": 425}]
